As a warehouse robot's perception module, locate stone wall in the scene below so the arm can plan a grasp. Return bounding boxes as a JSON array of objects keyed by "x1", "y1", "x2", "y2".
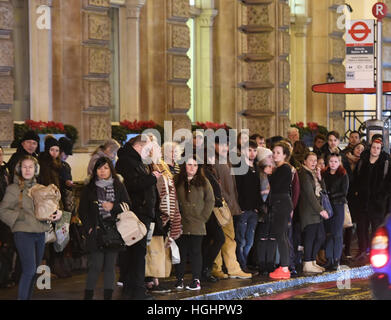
[
  {"x1": 237, "y1": 0, "x2": 291, "y2": 137},
  {"x1": 0, "y1": 0, "x2": 15, "y2": 146}
]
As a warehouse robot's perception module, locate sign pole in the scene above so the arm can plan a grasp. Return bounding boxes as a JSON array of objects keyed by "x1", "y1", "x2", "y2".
[{"x1": 376, "y1": 19, "x2": 383, "y2": 120}]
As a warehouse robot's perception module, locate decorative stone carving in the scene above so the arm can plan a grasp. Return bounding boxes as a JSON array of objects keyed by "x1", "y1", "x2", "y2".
[
  {"x1": 167, "y1": 113, "x2": 192, "y2": 132},
  {"x1": 243, "y1": 89, "x2": 273, "y2": 112},
  {"x1": 242, "y1": 116, "x2": 274, "y2": 137},
  {"x1": 168, "y1": 55, "x2": 191, "y2": 81},
  {"x1": 84, "y1": 0, "x2": 110, "y2": 9},
  {"x1": 242, "y1": 33, "x2": 274, "y2": 55},
  {"x1": 0, "y1": 76, "x2": 13, "y2": 105},
  {"x1": 279, "y1": 87, "x2": 290, "y2": 112},
  {"x1": 84, "y1": 80, "x2": 111, "y2": 108},
  {"x1": 330, "y1": 63, "x2": 345, "y2": 82},
  {"x1": 244, "y1": 61, "x2": 272, "y2": 82},
  {"x1": 167, "y1": 0, "x2": 189, "y2": 21},
  {"x1": 86, "y1": 47, "x2": 111, "y2": 75},
  {"x1": 0, "y1": 1, "x2": 14, "y2": 30},
  {"x1": 168, "y1": 84, "x2": 190, "y2": 112},
  {"x1": 0, "y1": 111, "x2": 13, "y2": 142},
  {"x1": 84, "y1": 12, "x2": 111, "y2": 42},
  {"x1": 89, "y1": 114, "x2": 111, "y2": 141},
  {"x1": 243, "y1": 4, "x2": 273, "y2": 27},
  {"x1": 331, "y1": 38, "x2": 345, "y2": 61},
  {"x1": 0, "y1": 40, "x2": 14, "y2": 67},
  {"x1": 169, "y1": 24, "x2": 190, "y2": 51}
]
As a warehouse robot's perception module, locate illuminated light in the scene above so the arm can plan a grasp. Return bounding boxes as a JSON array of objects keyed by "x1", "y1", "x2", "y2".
[
  {"x1": 378, "y1": 274, "x2": 385, "y2": 279},
  {"x1": 371, "y1": 254, "x2": 389, "y2": 268},
  {"x1": 372, "y1": 235, "x2": 389, "y2": 250}
]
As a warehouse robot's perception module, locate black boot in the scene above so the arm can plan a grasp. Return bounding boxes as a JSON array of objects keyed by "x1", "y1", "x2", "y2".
[
  {"x1": 104, "y1": 289, "x2": 113, "y2": 300},
  {"x1": 202, "y1": 267, "x2": 219, "y2": 283},
  {"x1": 84, "y1": 289, "x2": 94, "y2": 300}
]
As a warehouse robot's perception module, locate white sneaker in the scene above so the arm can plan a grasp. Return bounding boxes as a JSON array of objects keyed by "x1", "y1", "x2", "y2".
[{"x1": 312, "y1": 261, "x2": 325, "y2": 272}]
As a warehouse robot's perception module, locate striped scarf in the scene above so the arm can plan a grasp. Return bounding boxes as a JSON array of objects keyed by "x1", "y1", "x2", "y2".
[{"x1": 156, "y1": 164, "x2": 182, "y2": 242}]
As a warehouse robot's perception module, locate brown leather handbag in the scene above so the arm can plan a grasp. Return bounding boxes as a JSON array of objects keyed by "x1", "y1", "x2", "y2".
[{"x1": 29, "y1": 184, "x2": 61, "y2": 221}]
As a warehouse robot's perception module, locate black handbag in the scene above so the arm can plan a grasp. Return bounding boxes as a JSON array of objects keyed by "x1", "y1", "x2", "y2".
[
  {"x1": 96, "y1": 215, "x2": 125, "y2": 250},
  {"x1": 320, "y1": 189, "x2": 334, "y2": 219},
  {"x1": 69, "y1": 222, "x2": 87, "y2": 258}
]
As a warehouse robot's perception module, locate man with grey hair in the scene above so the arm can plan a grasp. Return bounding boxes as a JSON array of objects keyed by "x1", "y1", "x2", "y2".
[{"x1": 287, "y1": 127, "x2": 300, "y2": 146}]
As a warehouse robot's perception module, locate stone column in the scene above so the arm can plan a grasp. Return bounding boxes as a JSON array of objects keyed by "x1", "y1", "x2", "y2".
[
  {"x1": 119, "y1": 0, "x2": 145, "y2": 121},
  {"x1": 237, "y1": 0, "x2": 291, "y2": 137},
  {"x1": 81, "y1": 0, "x2": 112, "y2": 146},
  {"x1": 193, "y1": 0, "x2": 218, "y2": 122},
  {"x1": 0, "y1": 0, "x2": 14, "y2": 146},
  {"x1": 290, "y1": 15, "x2": 311, "y2": 125},
  {"x1": 213, "y1": 0, "x2": 237, "y2": 128},
  {"x1": 29, "y1": 0, "x2": 53, "y2": 121},
  {"x1": 382, "y1": 0, "x2": 391, "y2": 110},
  {"x1": 328, "y1": 0, "x2": 346, "y2": 134},
  {"x1": 166, "y1": 0, "x2": 192, "y2": 132}
]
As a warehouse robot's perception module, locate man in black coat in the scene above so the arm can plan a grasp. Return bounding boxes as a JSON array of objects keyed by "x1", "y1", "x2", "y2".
[
  {"x1": 352, "y1": 139, "x2": 391, "y2": 261},
  {"x1": 7, "y1": 130, "x2": 40, "y2": 179},
  {"x1": 115, "y1": 134, "x2": 162, "y2": 300}
]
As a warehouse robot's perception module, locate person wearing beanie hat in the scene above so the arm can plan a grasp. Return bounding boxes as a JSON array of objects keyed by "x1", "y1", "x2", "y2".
[
  {"x1": 44, "y1": 136, "x2": 60, "y2": 153},
  {"x1": 7, "y1": 130, "x2": 40, "y2": 179},
  {"x1": 59, "y1": 137, "x2": 73, "y2": 158},
  {"x1": 257, "y1": 147, "x2": 273, "y2": 163},
  {"x1": 38, "y1": 136, "x2": 72, "y2": 279}
]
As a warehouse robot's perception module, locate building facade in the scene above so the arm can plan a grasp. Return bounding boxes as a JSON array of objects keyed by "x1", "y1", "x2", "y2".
[{"x1": 1, "y1": 0, "x2": 391, "y2": 151}]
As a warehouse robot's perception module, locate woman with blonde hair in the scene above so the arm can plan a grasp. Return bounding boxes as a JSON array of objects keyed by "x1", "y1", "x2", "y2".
[{"x1": 0, "y1": 156, "x2": 62, "y2": 300}]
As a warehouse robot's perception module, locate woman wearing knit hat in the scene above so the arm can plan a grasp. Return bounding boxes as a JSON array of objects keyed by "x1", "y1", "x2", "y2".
[{"x1": 38, "y1": 135, "x2": 72, "y2": 279}]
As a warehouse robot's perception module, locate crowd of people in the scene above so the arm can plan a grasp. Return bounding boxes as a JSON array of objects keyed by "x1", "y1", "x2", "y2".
[{"x1": 0, "y1": 126, "x2": 390, "y2": 300}]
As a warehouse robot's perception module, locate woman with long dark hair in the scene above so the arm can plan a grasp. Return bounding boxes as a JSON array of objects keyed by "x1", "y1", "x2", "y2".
[
  {"x1": 174, "y1": 155, "x2": 215, "y2": 291},
  {"x1": 322, "y1": 153, "x2": 349, "y2": 271},
  {"x1": 79, "y1": 157, "x2": 131, "y2": 300},
  {"x1": 268, "y1": 142, "x2": 294, "y2": 279}
]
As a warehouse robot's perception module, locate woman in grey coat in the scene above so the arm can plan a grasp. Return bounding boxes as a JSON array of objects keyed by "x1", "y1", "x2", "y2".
[
  {"x1": 0, "y1": 155, "x2": 62, "y2": 300},
  {"x1": 298, "y1": 152, "x2": 329, "y2": 274}
]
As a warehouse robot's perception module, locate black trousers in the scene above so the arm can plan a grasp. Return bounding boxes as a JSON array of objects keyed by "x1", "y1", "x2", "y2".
[
  {"x1": 121, "y1": 220, "x2": 150, "y2": 299},
  {"x1": 269, "y1": 194, "x2": 292, "y2": 267},
  {"x1": 175, "y1": 235, "x2": 203, "y2": 281},
  {"x1": 356, "y1": 212, "x2": 383, "y2": 254},
  {"x1": 255, "y1": 220, "x2": 277, "y2": 269},
  {"x1": 202, "y1": 214, "x2": 225, "y2": 270},
  {"x1": 303, "y1": 223, "x2": 325, "y2": 262}
]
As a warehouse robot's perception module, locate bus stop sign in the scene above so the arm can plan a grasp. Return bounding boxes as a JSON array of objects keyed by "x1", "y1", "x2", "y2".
[{"x1": 373, "y1": 2, "x2": 387, "y2": 21}]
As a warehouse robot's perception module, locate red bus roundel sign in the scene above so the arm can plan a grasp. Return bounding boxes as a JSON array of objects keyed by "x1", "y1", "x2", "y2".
[
  {"x1": 373, "y1": 2, "x2": 387, "y2": 20},
  {"x1": 348, "y1": 21, "x2": 372, "y2": 42}
]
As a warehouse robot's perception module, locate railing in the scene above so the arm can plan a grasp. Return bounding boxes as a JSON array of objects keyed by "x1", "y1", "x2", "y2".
[{"x1": 342, "y1": 109, "x2": 391, "y2": 142}]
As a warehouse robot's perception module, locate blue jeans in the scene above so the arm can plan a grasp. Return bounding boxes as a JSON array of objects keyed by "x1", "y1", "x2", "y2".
[
  {"x1": 13, "y1": 232, "x2": 45, "y2": 300},
  {"x1": 234, "y1": 210, "x2": 258, "y2": 268},
  {"x1": 324, "y1": 203, "x2": 345, "y2": 263}
]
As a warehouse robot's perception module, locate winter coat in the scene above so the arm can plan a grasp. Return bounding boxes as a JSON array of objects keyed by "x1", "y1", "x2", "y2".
[
  {"x1": 213, "y1": 157, "x2": 242, "y2": 216},
  {"x1": 78, "y1": 179, "x2": 131, "y2": 253},
  {"x1": 298, "y1": 167, "x2": 326, "y2": 231},
  {"x1": 175, "y1": 178, "x2": 215, "y2": 236},
  {"x1": 0, "y1": 177, "x2": 51, "y2": 234},
  {"x1": 38, "y1": 152, "x2": 62, "y2": 189},
  {"x1": 203, "y1": 166, "x2": 223, "y2": 208},
  {"x1": 322, "y1": 167, "x2": 349, "y2": 205},
  {"x1": 7, "y1": 146, "x2": 38, "y2": 181},
  {"x1": 351, "y1": 151, "x2": 391, "y2": 218},
  {"x1": 115, "y1": 143, "x2": 158, "y2": 226},
  {"x1": 0, "y1": 162, "x2": 10, "y2": 201}
]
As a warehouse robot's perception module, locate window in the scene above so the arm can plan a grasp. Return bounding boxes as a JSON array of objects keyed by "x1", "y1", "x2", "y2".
[
  {"x1": 187, "y1": 0, "x2": 196, "y2": 122},
  {"x1": 109, "y1": 7, "x2": 120, "y2": 122},
  {"x1": 289, "y1": 0, "x2": 307, "y2": 16}
]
